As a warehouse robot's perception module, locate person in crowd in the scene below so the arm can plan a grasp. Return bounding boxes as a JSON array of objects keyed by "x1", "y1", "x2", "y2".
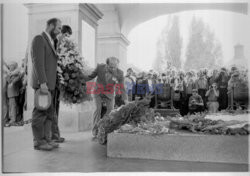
[
  {"x1": 206, "y1": 83, "x2": 220, "y2": 113},
  {"x1": 31, "y1": 18, "x2": 62, "y2": 151},
  {"x1": 165, "y1": 70, "x2": 172, "y2": 83},
  {"x1": 188, "y1": 89, "x2": 204, "y2": 114},
  {"x1": 229, "y1": 66, "x2": 238, "y2": 77},
  {"x1": 185, "y1": 71, "x2": 196, "y2": 114},
  {"x1": 227, "y1": 70, "x2": 241, "y2": 108},
  {"x1": 152, "y1": 72, "x2": 159, "y2": 83},
  {"x1": 208, "y1": 69, "x2": 219, "y2": 86},
  {"x1": 156, "y1": 72, "x2": 172, "y2": 108},
  {"x1": 146, "y1": 72, "x2": 157, "y2": 108},
  {"x1": 155, "y1": 72, "x2": 161, "y2": 84},
  {"x1": 5, "y1": 61, "x2": 23, "y2": 126},
  {"x1": 84, "y1": 57, "x2": 128, "y2": 138},
  {"x1": 52, "y1": 25, "x2": 73, "y2": 143},
  {"x1": 175, "y1": 71, "x2": 187, "y2": 115},
  {"x1": 171, "y1": 72, "x2": 180, "y2": 109},
  {"x1": 170, "y1": 69, "x2": 178, "y2": 108},
  {"x1": 159, "y1": 73, "x2": 167, "y2": 84},
  {"x1": 16, "y1": 58, "x2": 28, "y2": 123},
  {"x1": 170, "y1": 69, "x2": 177, "y2": 87},
  {"x1": 22, "y1": 58, "x2": 28, "y2": 111},
  {"x1": 134, "y1": 72, "x2": 143, "y2": 99},
  {"x1": 203, "y1": 68, "x2": 209, "y2": 80},
  {"x1": 195, "y1": 71, "x2": 208, "y2": 109},
  {"x1": 216, "y1": 67, "x2": 229, "y2": 110},
  {"x1": 190, "y1": 70, "x2": 196, "y2": 79},
  {"x1": 124, "y1": 68, "x2": 136, "y2": 101},
  {"x1": 3, "y1": 62, "x2": 10, "y2": 125},
  {"x1": 135, "y1": 71, "x2": 148, "y2": 100}
]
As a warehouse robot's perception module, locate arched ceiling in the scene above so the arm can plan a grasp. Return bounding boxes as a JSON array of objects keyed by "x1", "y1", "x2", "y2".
[{"x1": 113, "y1": 3, "x2": 248, "y2": 36}]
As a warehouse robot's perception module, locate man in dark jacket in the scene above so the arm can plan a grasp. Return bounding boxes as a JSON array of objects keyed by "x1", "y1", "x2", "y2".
[
  {"x1": 30, "y1": 18, "x2": 62, "y2": 151},
  {"x1": 84, "y1": 57, "x2": 128, "y2": 138}
]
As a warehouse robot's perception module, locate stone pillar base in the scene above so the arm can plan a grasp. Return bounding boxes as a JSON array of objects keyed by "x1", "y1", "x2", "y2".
[
  {"x1": 23, "y1": 101, "x2": 94, "y2": 132},
  {"x1": 58, "y1": 101, "x2": 94, "y2": 132}
]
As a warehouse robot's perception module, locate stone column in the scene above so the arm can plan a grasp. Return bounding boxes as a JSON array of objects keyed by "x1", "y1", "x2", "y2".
[
  {"x1": 97, "y1": 34, "x2": 129, "y2": 71},
  {"x1": 0, "y1": 4, "x2": 3, "y2": 68},
  {"x1": 0, "y1": 4, "x2": 3, "y2": 119},
  {"x1": 96, "y1": 4, "x2": 130, "y2": 72},
  {"x1": 24, "y1": 3, "x2": 102, "y2": 132}
]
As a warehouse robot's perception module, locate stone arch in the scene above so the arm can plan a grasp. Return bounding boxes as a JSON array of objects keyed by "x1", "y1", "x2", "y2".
[
  {"x1": 117, "y1": 3, "x2": 248, "y2": 37},
  {"x1": 96, "y1": 3, "x2": 249, "y2": 71}
]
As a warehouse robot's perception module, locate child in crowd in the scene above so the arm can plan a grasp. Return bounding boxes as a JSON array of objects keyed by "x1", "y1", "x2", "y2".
[{"x1": 188, "y1": 89, "x2": 204, "y2": 114}]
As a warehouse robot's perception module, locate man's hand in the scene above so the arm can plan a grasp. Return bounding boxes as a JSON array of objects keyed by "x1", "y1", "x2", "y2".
[
  {"x1": 40, "y1": 83, "x2": 48, "y2": 93},
  {"x1": 8, "y1": 82, "x2": 13, "y2": 87}
]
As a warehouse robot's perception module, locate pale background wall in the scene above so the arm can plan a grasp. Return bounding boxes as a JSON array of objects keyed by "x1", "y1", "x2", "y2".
[
  {"x1": 82, "y1": 20, "x2": 96, "y2": 68},
  {"x1": 3, "y1": 4, "x2": 28, "y2": 65}
]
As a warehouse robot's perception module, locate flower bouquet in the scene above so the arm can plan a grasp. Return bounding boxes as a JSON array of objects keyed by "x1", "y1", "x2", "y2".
[{"x1": 57, "y1": 38, "x2": 92, "y2": 105}]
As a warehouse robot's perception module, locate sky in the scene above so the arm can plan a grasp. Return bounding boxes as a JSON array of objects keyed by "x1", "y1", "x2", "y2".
[{"x1": 127, "y1": 10, "x2": 250, "y2": 71}]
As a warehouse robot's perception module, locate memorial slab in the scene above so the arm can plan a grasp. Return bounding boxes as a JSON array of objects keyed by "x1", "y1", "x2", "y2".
[{"x1": 107, "y1": 132, "x2": 249, "y2": 164}]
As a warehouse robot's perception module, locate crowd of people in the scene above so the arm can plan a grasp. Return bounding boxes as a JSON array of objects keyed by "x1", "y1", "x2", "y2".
[
  {"x1": 2, "y1": 59, "x2": 28, "y2": 126},
  {"x1": 3, "y1": 56, "x2": 248, "y2": 126},
  {"x1": 123, "y1": 66, "x2": 249, "y2": 115}
]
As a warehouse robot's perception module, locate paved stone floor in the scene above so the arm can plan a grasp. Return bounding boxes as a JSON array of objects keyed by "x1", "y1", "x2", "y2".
[{"x1": 3, "y1": 126, "x2": 249, "y2": 173}]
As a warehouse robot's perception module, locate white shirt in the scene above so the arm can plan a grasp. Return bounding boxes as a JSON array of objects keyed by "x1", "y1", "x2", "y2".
[
  {"x1": 44, "y1": 31, "x2": 54, "y2": 47},
  {"x1": 148, "y1": 79, "x2": 154, "y2": 93},
  {"x1": 124, "y1": 76, "x2": 134, "y2": 91}
]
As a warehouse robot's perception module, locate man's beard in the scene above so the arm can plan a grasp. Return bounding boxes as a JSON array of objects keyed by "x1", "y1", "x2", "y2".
[{"x1": 50, "y1": 29, "x2": 57, "y2": 40}]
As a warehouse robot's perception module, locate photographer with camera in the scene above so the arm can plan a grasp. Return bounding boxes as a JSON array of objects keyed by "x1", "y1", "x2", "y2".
[{"x1": 205, "y1": 83, "x2": 220, "y2": 113}]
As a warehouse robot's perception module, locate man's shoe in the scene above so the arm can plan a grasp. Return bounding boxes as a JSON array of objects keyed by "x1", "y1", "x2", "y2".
[
  {"x1": 53, "y1": 137, "x2": 65, "y2": 143},
  {"x1": 48, "y1": 141, "x2": 59, "y2": 148},
  {"x1": 34, "y1": 143, "x2": 54, "y2": 151}
]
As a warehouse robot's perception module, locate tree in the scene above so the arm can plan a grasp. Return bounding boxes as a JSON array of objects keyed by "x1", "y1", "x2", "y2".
[
  {"x1": 154, "y1": 15, "x2": 183, "y2": 71},
  {"x1": 185, "y1": 16, "x2": 222, "y2": 70},
  {"x1": 153, "y1": 33, "x2": 166, "y2": 72},
  {"x1": 165, "y1": 16, "x2": 182, "y2": 69}
]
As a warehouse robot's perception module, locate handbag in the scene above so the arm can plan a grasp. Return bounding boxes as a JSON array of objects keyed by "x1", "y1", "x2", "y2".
[{"x1": 34, "y1": 89, "x2": 52, "y2": 110}]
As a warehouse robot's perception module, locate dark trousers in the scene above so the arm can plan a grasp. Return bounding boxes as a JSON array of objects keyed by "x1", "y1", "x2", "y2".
[
  {"x1": 198, "y1": 89, "x2": 207, "y2": 108},
  {"x1": 218, "y1": 88, "x2": 228, "y2": 110},
  {"x1": 189, "y1": 105, "x2": 204, "y2": 114},
  {"x1": 186, "y1": 93, "x2": 192, "y2": 112},
  {"x1": 52, "y1": 87, "x2": 61, "y2": 140},
  {"x1": 16, "y1": 89, "x2": 26, "y2": 122},
  {"x1": 32, "y1": 89, "x2": 55, "y2": 146}
]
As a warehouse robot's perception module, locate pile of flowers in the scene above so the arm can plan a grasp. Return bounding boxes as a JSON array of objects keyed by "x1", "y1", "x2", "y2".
[
  {"x1": 170, "y1": 113, "x2": 249, "y2": 135},
  {"x1": 57, "y1": 38, "x2": 92, "y2": 105},
  {"x1": 116, "y1": 118, "x2": 173, "y2": 135}
]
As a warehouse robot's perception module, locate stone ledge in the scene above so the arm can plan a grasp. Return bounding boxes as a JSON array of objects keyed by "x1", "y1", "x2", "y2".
[{"x1": 107, "y1": 132, "x2": 249, "y2": 164}]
